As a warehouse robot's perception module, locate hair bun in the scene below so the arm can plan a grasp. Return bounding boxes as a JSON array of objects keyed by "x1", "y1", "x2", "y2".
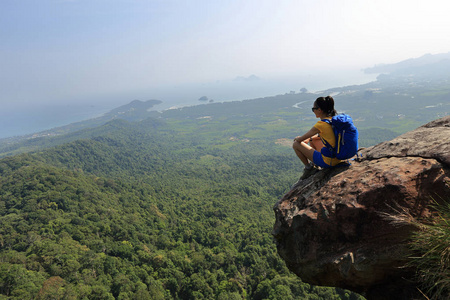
[{"x1": 315, "y1": 96, "x2": 337, "y2": 117}]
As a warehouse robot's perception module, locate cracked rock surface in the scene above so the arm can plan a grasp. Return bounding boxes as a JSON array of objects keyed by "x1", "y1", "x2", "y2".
[{"x1": 273, "y1": 116, "x2": 450, "y2": 300}]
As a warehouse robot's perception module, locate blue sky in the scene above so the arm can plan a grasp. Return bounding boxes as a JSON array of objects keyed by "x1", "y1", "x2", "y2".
[{"x1": 2, "y1": 0, "x2": 450, "y2": 109}]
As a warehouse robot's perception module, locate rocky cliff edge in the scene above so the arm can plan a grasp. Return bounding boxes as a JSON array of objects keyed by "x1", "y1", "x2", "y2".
[{"x1": 273, "y1": 116, "x2": 450, "y2": 300}]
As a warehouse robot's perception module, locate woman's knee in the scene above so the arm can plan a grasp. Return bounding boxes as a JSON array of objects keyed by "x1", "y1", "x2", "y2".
[{"x1": 294, "y1": 141, "x2": 311, "y2": 154}]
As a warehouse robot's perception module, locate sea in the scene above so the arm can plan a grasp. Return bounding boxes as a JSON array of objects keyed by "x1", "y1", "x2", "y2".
[{"x1": 0, "y1": 70, "x2": 378, "y2": 139}]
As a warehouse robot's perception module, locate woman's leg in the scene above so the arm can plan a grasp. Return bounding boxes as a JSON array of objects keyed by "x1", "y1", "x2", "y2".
[
  {"x1": 293, "y1": 141, "x2": 316, "y2": 165},
  {"x1": 310, "y1": 137, "x2": 324, "y2": 151},
  {"x1": 292, "y1": 141, "x2": 320, "y2": 182}
]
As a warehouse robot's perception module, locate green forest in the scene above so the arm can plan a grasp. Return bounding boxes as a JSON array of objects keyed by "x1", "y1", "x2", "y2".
[
  {"x1": 0, "y1": 75, "x2": 449, "y2": 299},
  {"x1": 0, "y1": 118, "x2": 366, "y2": 299}
]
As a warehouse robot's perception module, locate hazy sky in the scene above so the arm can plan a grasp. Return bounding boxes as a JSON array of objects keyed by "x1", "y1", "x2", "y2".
[{"x1": 2, "y1": 0, "x2": 450, "y2": 108}]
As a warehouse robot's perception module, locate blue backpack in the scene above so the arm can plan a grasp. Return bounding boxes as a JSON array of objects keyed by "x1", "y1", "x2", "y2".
[{"x1": 320, "y1": 114, "x2": 359, "y2": 160}]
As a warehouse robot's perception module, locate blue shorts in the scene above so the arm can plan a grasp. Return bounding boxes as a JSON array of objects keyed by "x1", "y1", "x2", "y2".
[{"x1": 313, "y1": 150, "x2": 333, "y2": 168}]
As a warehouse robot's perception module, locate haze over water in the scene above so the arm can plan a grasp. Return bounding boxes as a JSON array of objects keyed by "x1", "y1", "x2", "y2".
[{"x1": 0, "y1": 69, "x2": 377, "y2": 139}]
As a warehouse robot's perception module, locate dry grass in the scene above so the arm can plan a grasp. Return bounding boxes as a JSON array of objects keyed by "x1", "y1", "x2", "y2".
[{"x1": 381, "y1": 199, "x2": 450, "y2": 300}]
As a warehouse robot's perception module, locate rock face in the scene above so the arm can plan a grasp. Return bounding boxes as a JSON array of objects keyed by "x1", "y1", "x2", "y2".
[{"x1": 273, "y1": 116, "x2": 450, "y2": 300}]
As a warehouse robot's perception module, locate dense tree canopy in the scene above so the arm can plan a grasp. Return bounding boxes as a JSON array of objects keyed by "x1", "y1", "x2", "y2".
[{"x1": 0, "y1": 116, "x2": 367, "y2": 299}]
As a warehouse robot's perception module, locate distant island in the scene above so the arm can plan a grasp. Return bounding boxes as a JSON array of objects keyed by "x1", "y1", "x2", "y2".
[
  {"x1": 233, "y1": 74, "x2": 261, "y2": 82},
  {"x1": 198, "y1": 96, "x2": 214, "y2": 103}
]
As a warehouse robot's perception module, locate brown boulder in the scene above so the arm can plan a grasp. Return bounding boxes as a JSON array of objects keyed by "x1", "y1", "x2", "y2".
[
  {"x1": 273, "y1": 116, "x2": 450, "y2": 299},
  {"x1": 364, "y1": 116, "x2": 450, "y2": 166}
]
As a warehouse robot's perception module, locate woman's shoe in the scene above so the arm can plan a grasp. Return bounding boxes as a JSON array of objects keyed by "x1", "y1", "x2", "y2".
[{"x1": 300, "y1": 165, "x2": 319, "y2": 180}]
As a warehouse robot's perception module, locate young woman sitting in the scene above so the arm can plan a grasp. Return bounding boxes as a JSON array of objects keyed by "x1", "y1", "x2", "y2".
[{"x1": 293, "y1": 96, "x2": 342, "y2": 180}]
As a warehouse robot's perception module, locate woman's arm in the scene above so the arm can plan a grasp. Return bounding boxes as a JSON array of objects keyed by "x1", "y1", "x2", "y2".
[{"x1": 294, "y1": 127, "x2": 320, "y2": 143}]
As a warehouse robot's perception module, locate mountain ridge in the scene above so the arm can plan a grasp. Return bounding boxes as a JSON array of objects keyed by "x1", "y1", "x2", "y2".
[{"x1": 363, "y1": 51, "x2": 450, "y2": 74}]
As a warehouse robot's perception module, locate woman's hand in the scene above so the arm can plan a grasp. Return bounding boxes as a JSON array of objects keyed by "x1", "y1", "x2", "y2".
[{"x1": 293, "y1": 127, "x2": 320, "y2": 144}]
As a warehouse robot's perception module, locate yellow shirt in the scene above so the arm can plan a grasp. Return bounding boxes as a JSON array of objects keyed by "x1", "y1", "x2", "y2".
[{"x1": 313, "y1": 118, "x2": 342, "y2": 166}]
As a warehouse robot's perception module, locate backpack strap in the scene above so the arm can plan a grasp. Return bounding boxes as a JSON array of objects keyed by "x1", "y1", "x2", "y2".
[{"x1": 320, "y1": 119, "x2": 335, "y2": 158}]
